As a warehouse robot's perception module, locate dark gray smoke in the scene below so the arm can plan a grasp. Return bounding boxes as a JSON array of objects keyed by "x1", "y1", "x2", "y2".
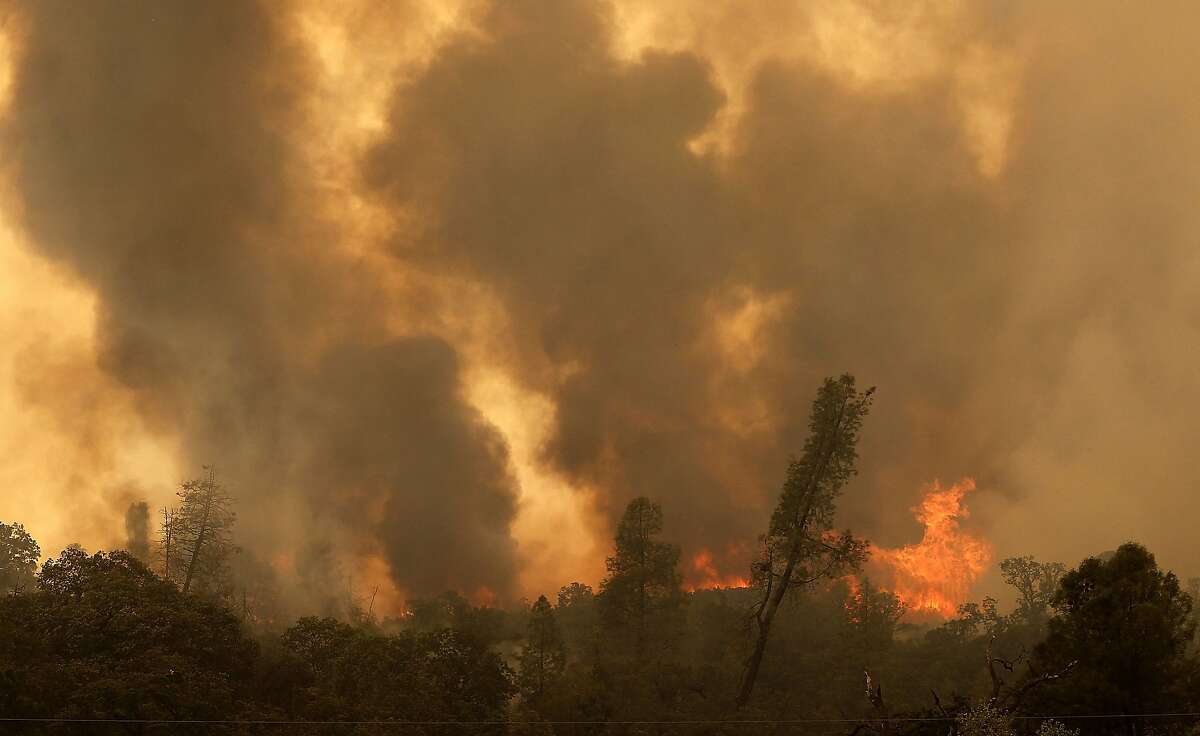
[
  {"x1": 7, "y1": 0, "x2": 1200, "y2": 600},
  {"x1": 364, "y1": 0, "x2": 1200, "y2": 580},
  {"x1": 3, "y1": 0, "x2": 519, "y2": 600},
  {"x1": 363, "y1": 0, "x2": 998, "y2": 567},
  {"x1": 364, "y1": 0, "x2": 755, "y2": 565}
]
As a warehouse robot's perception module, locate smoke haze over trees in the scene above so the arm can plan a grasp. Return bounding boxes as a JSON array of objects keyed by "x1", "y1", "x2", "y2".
[
  {"x1": 2, "y1": 380, "x2": 1200, "y2": 729},
  {"x1": 0, "y1": 0, "x2": 1199, "y2": 730},
  {"x1": 4, "y1": 505, "x2": 1199, "y2": 731}
]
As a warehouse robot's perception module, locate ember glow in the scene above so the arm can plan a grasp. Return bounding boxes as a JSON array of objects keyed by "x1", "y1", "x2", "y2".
[
  {"x1": 869, "y1": 479, "x2": 993, "y2": 618},
  {"x1": 842, "y1": 574, "x2": 864, "y2": 619}
]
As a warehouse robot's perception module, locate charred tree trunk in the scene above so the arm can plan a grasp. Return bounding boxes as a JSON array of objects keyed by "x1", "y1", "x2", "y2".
[{"x1": 160, "y1": 507, "x2": 174, "y2": 582}]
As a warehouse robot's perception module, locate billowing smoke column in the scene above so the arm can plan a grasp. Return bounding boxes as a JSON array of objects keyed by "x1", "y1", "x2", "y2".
[
  {"x1": 6, "y1": 0, "x2": 1200, "y2": 604},
  {"x1": 364, "y1": 0, "x2": 1200, "y2": 581},
  {"x1": 364, "y1": 0, "x2": 754, "y2": 566},
  {"x1": 363, "y1": 0, "x2": 1008, "y2": 572},
  {"x1": 2, "y1": 0, "x2": 518, "y2": 600}
]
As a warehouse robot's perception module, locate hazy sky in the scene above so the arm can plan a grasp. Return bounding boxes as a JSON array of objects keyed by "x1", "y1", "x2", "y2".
[{"x1": 0, "y1": 0, "x2": 1197, "y2": 613}]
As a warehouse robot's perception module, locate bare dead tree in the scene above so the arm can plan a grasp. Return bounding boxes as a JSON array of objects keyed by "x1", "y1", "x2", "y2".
[
  {"x1": 985, "y1": 630, "x2": 1077, "y2": 711},
  {"x1": 866, "y1": 669, "x2": 891, "y2": 736},
  {"x1": 175, "y1": 465, "x2": 235, "y2": 595},
  {"x1": 157, "y1": 507, "x2": 176, "y2": 583}
]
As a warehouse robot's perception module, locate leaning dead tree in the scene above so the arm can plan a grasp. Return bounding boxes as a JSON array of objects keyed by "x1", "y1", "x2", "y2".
[
  {"x1": 172, "y1": 465, "x2": 236, "y2": 595},
  {"x1": 736, "y1": 374, "x2": 874, "y2": 708},
  {"x1": 157, "y1": 507, "x2": 176, "y2": 582}
]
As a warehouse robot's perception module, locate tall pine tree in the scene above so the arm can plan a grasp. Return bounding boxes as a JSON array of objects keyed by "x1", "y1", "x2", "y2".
[
  {"x1": 598, "y1": 497, "x2": 684, "y2": 660},
  {"x1": 738, "y1": 374, "x2": 873, "y2": 707},
  {"x1": 519, "y1": 595, "x2": 566, "y2": 702}
]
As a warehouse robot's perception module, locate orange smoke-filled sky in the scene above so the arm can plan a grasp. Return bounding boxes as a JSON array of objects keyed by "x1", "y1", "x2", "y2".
[{"x1": 1, "y1": 0, "x2": 1199, "y2": 613}]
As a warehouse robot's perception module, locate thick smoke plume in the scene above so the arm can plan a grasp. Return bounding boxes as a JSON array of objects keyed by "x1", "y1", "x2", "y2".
[
  {"x1": 3, "y1": 0, "x2": 1200, "y2": 604},
  {"x1": 2, "y1": 0, "x2": 519, "y2": 602},
  {"x1": 366, "y1": 0, "x2": 1200, "y2": 582},
  {"x1": 363, "y1": 0, "x2": 1009, "y2": 571}
]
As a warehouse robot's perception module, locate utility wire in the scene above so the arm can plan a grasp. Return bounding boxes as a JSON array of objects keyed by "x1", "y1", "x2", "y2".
[{"x1": 4, "y1": 713, "x2": 1200, "y2": 726}]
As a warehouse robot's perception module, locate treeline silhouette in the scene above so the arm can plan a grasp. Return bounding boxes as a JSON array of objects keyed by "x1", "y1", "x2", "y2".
[{"x1": 1, "y1": 376, "x2": 1197, "y2": 735}]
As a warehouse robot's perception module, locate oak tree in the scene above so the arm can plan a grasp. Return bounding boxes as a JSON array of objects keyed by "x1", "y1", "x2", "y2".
[{"x1": 0, "y1": 521, "x2": 40, "y2": 594}]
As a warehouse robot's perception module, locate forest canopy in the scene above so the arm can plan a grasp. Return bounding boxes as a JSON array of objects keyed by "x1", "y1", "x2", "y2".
[
  {"x1": 1, "y1": 0, "x2": 1198, "y2": 731},
  {"x1": 1, "y1": 377, "x2": 1197, "y2": 734}
]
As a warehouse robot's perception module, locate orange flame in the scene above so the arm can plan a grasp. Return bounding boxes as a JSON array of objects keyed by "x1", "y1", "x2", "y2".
[
  {"x1": 843, "y1": 574, "x2": 862, "y2": 600},
  {"x1": 471, "y1": 585, "x2": 498, "y2": 607},
  {"x1": 869, "y1": 478, "x2": 992, "y2": 619},
  {"x1": 684, "y1": 548, "x2": 750, "y2": 591},
  {"x1": 841, "y1": 574, "x2": 864, "y2": 620}
]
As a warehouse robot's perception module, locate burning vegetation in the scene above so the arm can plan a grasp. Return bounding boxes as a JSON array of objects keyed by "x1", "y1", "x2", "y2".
[
  {"x1": 870, "y1": 478, "x2": 994, "y2": 618},
  {"x1": 685, "y1": 548, "x2": 750, "y2": 591},
  {"x1": 3, "y1": 0, "x2": 1200, "y2": 731},
  {"x1": 2, "y1": 373, "x2": 1199, "y2": 734},
  {"x1": 684, "y1": 476, "x2": 995, "y2": 625}
]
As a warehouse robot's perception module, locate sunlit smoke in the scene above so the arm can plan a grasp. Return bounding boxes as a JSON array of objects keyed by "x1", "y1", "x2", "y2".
[{"x1": 3, "y1": 0, "x2": 1200, "y2": 613}]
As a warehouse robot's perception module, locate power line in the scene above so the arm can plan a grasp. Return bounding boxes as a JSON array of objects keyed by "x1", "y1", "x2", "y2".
[{"x1": 3, "y1": 713, "x2": 1200, "y2": 727}]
